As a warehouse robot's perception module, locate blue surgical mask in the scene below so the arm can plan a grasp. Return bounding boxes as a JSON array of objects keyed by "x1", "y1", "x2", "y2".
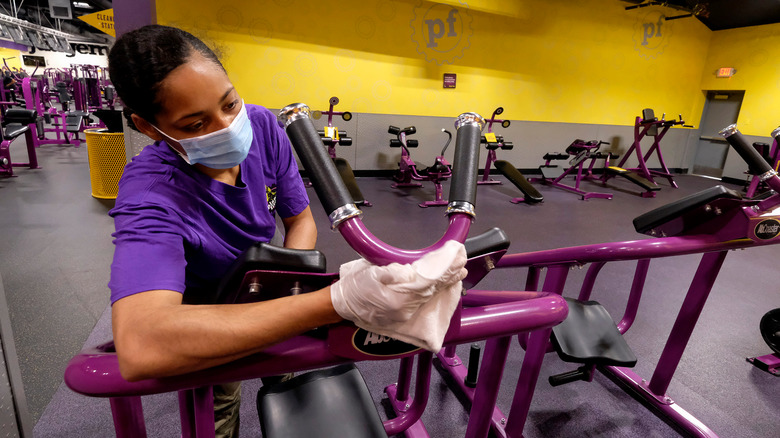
[{"x1": 153, "y1": 101, "x2": 253, "y2": 169}]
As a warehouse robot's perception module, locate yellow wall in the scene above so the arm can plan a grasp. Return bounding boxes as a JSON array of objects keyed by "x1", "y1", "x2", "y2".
[
  {"x1": 0, "y1": 48, "x2": 23, "y2": 70},
  {"x1": 700, "y1": 22, "x2": 780, "y2": 136},
  {"x1": 156, "y1": 0, "x2": 713, "y2": 127}
]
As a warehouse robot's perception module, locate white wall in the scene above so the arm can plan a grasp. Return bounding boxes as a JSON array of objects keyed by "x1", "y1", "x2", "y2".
[{"x1": 17, "y1": 43, "x2": 109, "y2": 74}]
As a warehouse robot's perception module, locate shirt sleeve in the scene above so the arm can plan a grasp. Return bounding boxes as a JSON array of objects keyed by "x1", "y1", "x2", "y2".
[
  {"x1": 108, "y1": 203, "x2": 191, "y2": 304},
  {"x1": 270, "y1": 116, "x2": 310, "y2": 219}
]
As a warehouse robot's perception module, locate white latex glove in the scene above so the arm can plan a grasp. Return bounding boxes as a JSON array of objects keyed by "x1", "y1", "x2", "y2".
[{"x1": 331, "y1": 240, "x2": 467, "y2": 350}]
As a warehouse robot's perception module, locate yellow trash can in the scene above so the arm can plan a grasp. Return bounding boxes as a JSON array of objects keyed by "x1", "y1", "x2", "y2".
[{"x1": 84, "y1": 128, "x2": 127, "y2": 199}]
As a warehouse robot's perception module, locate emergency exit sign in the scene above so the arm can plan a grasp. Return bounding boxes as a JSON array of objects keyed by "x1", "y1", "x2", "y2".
[{"x1": 716, "y1": 67, "x2": 736, "y2": 78}]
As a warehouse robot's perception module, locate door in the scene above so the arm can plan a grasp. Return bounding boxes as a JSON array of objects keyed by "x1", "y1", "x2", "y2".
[{"x1": 692, "y1": 91, "x2": 744, "y2": 178}]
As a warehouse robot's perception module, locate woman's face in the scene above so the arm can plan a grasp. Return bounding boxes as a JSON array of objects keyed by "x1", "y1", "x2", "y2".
[{"x1": 139, "y1": 52, "x2": 242, "y2": 142}]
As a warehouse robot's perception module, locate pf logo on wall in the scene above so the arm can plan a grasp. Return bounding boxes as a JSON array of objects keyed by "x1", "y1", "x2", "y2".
[
  {"x1": 410, "y1": 1, "x2": 473, "y2": 65},
  {"x1": 632, "y1": 9, "x2": 673, "y2": 59}
]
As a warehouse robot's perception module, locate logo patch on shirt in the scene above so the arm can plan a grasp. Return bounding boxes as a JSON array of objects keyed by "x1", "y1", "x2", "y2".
[{"x1": 266, "y1": 185, "x2": 277, "y2": 212}]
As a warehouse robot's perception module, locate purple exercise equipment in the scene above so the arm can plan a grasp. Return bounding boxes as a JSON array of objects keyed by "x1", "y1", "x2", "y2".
[
  {"x1": 389, "y1": 124, "x2": 454, "y2": 208},
  {"x1": 64, "y1": 106, "x2": 569, "y2": 438}
]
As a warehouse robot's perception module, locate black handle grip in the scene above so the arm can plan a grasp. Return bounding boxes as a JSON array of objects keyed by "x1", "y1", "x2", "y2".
[
  {"x1": 448, "y1": 113, "x2": 485, "y2": 207},
  {"x1": 719, "y1": 124, "x2": 774, "y2": 175},
  {"x1": 464, "y1": 343, "x2": 481, "y2": 388},
  {"x1": 279, "y1": 104, "x2": 354, "y2": 217},
  {"x1": 548, "y1": 368, "x2": 589, "y2": 387},
  {"x1": 388, "y1": 125, "x2": 400, "y2": 135}
]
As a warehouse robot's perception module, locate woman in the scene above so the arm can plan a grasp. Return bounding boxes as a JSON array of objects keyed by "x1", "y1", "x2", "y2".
[{"x1": 106, "y1": 25, "x2": 466, "y2": 437}]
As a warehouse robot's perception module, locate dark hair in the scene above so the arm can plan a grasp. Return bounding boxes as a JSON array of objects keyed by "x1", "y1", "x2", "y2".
[{"x1": 108, "y1": 25, "x2": 225, "y2": 131}]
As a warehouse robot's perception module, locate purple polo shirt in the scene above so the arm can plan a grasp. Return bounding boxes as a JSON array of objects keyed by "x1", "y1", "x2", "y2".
[{"x1": 108, "y1": 104, "x2": 309, "y2": 304}]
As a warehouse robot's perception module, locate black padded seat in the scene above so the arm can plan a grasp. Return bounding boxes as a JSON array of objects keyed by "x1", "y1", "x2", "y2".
[
  {"x1": 551, "y1": 297, "x2": 636, "y2": 367},
  {"x1": 2, "y1": 108, "x2": 36, "y2": 141},
  {"x1": 65, "y1": 113, "x2": 84, "y2": 132},
  {"x1": 565, "y1": 140, "x2": 592, "y2": 155},
  {"x1": 426, "y1": 161, "x2": 450, "y2": 174},
  {"x1": 257, "y1": 364, "x2": 387, "y2": 438},
  {"x1": 543, "y1": 152, "x2": 569, "y2": 161},
  {"x1": 632, "y1": 185, "x2": 743, "y2": 235},
  {"x1": 3, "y1": 123, "x2": 28, "y2": 140}
]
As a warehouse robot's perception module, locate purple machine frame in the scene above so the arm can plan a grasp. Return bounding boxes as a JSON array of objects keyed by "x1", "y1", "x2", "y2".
[
  {"x1": 64, "y1": 106, "x2": 569, "y2": 438},
  {"x1": 389, "y1": 125, "x2": 453, "y2": 208},
  {"x1": 477, "y1": 107, "x2": 512, "y2": 186},
  {"x1": 745, "y1": 127, "x2": 780, "y2": 198},
  {"x1": 311, "y1": 96, "x2": 371, "y2": 207},
  {"x1": 434, "y1": 123, "x2": 780, "y2": 437},
  {"x1": 601, "y1": 110, "x2": 692, "y2": 197},
  {"x1": 63, "y1": 107, "x2": 780, "y2": 437},
  {"x1": 529, "y1": 139, "x2": 615, "y2": 200},
  {"x1": 20, "y1": 76, "x2": 85, "y2": 148}
]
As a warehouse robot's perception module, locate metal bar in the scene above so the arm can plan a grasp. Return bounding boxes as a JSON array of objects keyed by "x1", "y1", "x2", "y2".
[
  {"x1": 0, "y1": 12, "x2": 74, "y2": 38},
  {"x1": 497, "y1": 235, "x2": 752, "y2": 268},
  {"x1": 109, "y1": 397, "x2": 147, "y2": 438},
  {"x1": 434, "y1": 351, "x2": 509, "y2": 437},
  {"x1": 395, "y1": 356, "x2": 414, "y2": 402},
  {"x1": 383, "y1": 352, "x2": 433, "y2": 436},
  {"x1": 464, "y1": 336, "x2": 512, "y2": 438},
  {"x1": 193, "y1": 386, "x2": 215, "y2": 438},
  {"x1": 601, "y1": 366, "x2": 719, "y2": 437},
  {"x1": 504, "y1": 328, "x2": 554, "y2": 437},
  {"x1": 648, "y1": 251, "x2": 728, "y2": 395},
  {"x1": 617, "y1": 259, "x2": 650, "y2": 334},
  {"x1": 577, "y1": 261, "x2": 606, "y2": 301},
  {"x1": 0, "y1": 271, "x2": 33, "y2": 437}
]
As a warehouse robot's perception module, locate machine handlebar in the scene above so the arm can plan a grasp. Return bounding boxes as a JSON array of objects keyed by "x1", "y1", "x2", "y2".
[
  {"x1": 450, "y1": 113, "x2": 484, "y2": 207},
  {"x1": 279, "y1": 104, "x2": 354, "y2": 216},
  {"x1": 719, "y1": 124, "x2": 778, "y2": 188},
  {"x1": 485, "y1": 106, "x2": 511, "y2": 131},
  {"x1": 279, "y1": 103, "x2": 484, "y2": 265}
]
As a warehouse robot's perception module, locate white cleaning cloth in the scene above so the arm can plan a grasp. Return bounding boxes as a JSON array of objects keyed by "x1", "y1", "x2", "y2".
[{"x1": 332, "y1": 240, "x2": 466, "y2": 352}]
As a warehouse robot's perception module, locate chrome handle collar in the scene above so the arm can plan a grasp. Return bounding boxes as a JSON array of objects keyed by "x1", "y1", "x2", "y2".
[
  {"x1": 718, "y1": 123, "x2": 738, "y2": 138},
  {"x1": 329, "y1": 204, "x2": 362, "y2": 229},
  {"x1": 760, "y1": 170, "x2": 778, "y2": 182},
  {"x1": 278, "y1": 103, "x2": 311, "y2": 127},
  {"x1": 446, "y1": 201, "x2": 475, "y2": 218},
  {"x1": 455, "y1": 112, "x2": 485, "y2": 131}
]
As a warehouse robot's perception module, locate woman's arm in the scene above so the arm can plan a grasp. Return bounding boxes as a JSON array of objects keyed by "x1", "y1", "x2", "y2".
[
  {"x1": 111, "y1": 287, "x2": 341, "y2": 381},
  {"x1": 281, "y1": 205, "x2": 317, "y2": 249},
  {"x1": 111, "y1": 241, "x2": 467, "y2": 382}
]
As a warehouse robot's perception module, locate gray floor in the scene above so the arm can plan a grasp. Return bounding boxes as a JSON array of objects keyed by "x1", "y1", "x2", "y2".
[{"x1": 1, "y1": 141, "x2": 778, "y2": 437}]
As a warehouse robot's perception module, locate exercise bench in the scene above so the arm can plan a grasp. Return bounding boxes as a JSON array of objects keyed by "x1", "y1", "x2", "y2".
[{"x1": 0, "y1": 108, "x2": 39, "y2": 177}]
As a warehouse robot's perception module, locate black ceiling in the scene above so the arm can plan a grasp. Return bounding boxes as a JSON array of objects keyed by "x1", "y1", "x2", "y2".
[
  {"x1": 623, "y1": 0, "x2": 780, "y2": 31},
  {"x1": 0, "y1": 0, "x2": 113, "y2": 43}
]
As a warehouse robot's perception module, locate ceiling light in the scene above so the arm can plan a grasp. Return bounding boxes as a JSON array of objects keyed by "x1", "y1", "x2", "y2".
[{"x1": 73, "y1": 2, "x2": 94, "y2": 8}]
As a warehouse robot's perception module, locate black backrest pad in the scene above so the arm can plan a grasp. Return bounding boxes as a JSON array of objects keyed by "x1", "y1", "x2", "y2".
[
  {"x1": 257, "y1": 364, "x2": 387, "y2": 438},
  {"x1": 3, "y1": 108, "x2": 37, "y2": 124},
  {"x1": 215, "y1": 242, "x2": 326, "y2": 302},
  {"x1": 464, "y1": 227, "x2": 510, "y2": 258},
  {"x1": 633, "y1": 185, "x2": 742, "y2": 234},
  {"x1": 642, "y1": 108, "x2": 658, "y2": 136}
]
